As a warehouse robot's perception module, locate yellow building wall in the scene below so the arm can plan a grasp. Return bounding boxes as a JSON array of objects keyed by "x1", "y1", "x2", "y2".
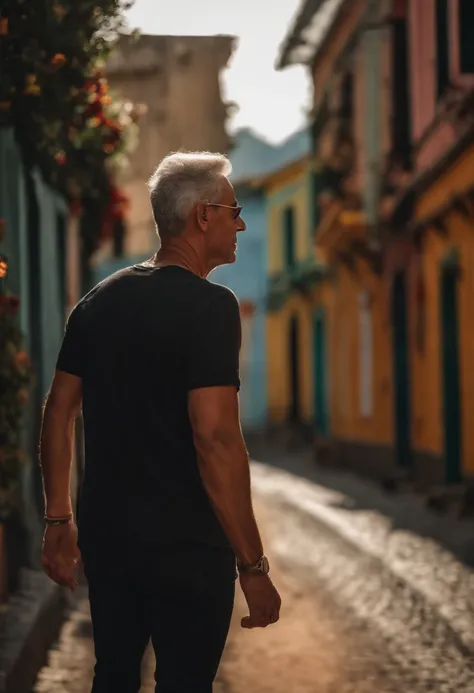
[
  {"x1": 266, "y1": 161, "x2": 311, "y2": 275},
  {"x1": 314, "y1": 259, "x2": 393, "y2": 447},
  {"x1": 265, "y1": 158, "x2": 314, "y2": 425},
  {"x1": 413, "y1": 146, "x2": 474, "y2": 475},
  {"x1": 266, "y1": 293, "x2": 313, "y2": 424}
]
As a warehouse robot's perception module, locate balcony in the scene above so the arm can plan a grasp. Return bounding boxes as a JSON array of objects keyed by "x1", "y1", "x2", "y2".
[
  {"x1": 314, "y1": 198, "x2": 381, "y2": 273},
  {"x1": 266, "y1": 257, "x2": 329, "y2": 311}
]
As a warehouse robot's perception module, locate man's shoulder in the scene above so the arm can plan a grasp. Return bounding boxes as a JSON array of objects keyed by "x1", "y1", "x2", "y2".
[
  {"x1": 190, "y1": 282, "x2": 241, "y2": 329},
  {"x1": 204, "y1": 280, "x2": 240, "y2": 308},
  {"x1": 67, "y1": 267, "x2": 136, "y2": 321}
]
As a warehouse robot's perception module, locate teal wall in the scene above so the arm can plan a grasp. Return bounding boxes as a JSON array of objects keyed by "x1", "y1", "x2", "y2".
[
  {"x1": 34, "y1": 171, "x2": 68, "y2": 399},
  {"x1": 0, "y1": 130, "x2": 68, "y2": 567}
]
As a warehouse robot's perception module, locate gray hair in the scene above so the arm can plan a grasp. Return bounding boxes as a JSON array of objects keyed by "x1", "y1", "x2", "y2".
[{"x1": 147, "y1": 151, "x2": 232, "y2": 239}]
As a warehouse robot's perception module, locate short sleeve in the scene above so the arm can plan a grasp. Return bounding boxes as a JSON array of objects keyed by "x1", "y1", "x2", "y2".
[
  {"x1": 187, "y1": 289, "x2": 241, "y2": 391},
  {"x1": 56, "y1": 307, "x2": 86, "y2": 378}
]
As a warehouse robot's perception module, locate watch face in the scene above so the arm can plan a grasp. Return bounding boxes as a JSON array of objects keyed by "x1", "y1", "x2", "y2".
[{"x1": 261, "y1": 556, "x2": 270, "y2": 574}]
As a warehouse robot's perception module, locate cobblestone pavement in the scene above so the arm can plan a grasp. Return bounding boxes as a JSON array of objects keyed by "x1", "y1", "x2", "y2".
[
  {"x1": 32, "y1": 455, "x2": 474, "y2": 693},
  {"x1": 248, "y1": 456, "x2": 474, "y2": 693}
]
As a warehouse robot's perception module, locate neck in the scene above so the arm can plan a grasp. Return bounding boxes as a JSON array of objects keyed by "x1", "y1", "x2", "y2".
[{"x1": 154, "y1": 241, "x2": 209, "y2": 279}]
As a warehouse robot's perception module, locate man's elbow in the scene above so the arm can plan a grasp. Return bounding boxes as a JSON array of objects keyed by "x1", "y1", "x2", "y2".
[
  {"x1": 42, "y1": 395, "x2": 78, "y2": 428},
  {"x1": 192, "y1": 420, "x2": 242, "y2": 455}
]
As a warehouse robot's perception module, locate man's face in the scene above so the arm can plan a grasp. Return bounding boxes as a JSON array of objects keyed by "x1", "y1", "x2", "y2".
[{"x1": 203, "y1": 177, "x2": 246, "y2": 268}]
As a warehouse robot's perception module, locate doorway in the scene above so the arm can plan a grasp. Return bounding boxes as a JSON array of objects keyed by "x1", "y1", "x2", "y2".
[
  {"x1": 313, "y1": 309, "x2": 329, "y2": 437},
  {"x1": 440, "y1": 264, "x2": 462, "y2": 484},
  {"x1": 289, "y1": 315, "x2": 300, "y2": 423},
  {"x1": 391, "y1": 271, "x2": 412, "y2": 468}
]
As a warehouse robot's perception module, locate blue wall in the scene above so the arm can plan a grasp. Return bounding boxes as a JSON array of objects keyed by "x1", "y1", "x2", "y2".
[{"x1": 210, "y1": 189, "x2": 267, "y2": 430}]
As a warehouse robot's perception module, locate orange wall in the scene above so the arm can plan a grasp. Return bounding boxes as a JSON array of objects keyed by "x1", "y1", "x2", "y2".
[
  {"x1": 412, "y1": 146, "x2": 474, "y2": 474},
  {"x1": 316, "y1": 259, "x2": 393, "y2": 447}
]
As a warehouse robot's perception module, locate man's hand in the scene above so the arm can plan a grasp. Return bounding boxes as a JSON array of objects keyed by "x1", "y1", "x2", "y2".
[
  {"x1": 239, "y1": 572, "x2": 282, "y2": 629},
  {"x1": 41, "y1": 522, "x2": 81, "y2": 591}
]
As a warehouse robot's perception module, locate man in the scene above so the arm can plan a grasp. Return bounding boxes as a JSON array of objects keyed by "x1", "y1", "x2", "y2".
[{"x1": 40, "y1": 151, "x2": 281, "y2": 693}]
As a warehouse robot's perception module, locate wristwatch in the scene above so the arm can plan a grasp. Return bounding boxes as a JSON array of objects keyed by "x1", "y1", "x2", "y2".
[{"x1": 237, "y1": 555, "x2": 270, "y2": 575}]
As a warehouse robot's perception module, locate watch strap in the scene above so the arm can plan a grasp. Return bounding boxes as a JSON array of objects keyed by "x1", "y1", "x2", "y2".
[{"x1": 237, "y1": 555, "x2": 269, "y2": 574}]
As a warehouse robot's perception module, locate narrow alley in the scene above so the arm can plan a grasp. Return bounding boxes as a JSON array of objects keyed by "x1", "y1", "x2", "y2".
[{"x1": 3, "y1": 2, "x2": 474, "y2": 693}]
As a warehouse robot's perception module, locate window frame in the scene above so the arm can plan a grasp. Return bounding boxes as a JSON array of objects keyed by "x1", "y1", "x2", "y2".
[{"x1": 449, "y1": 0, "x2": 474, "y2": 86}]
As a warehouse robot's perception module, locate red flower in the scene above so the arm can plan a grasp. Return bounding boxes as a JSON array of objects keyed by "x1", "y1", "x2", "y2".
[
  {"x1": 54, "y1": 151, "x2": 67, "y2": 166},
  {"x1": 85, "y1": 98, "x2": 103, "y2": 117},
  {"x1": 51, "y1": 53, "x2": 67, "y2": 68}
]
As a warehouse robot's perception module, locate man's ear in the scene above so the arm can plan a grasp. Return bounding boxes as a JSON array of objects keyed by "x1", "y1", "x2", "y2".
[{"x1": 196, "y1": 203, "x2": 208, "y2": 228}]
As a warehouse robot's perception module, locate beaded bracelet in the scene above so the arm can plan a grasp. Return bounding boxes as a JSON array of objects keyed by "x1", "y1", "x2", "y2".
[{"x1": 44, "y1": 515, "x2": 73, "y2": 526}]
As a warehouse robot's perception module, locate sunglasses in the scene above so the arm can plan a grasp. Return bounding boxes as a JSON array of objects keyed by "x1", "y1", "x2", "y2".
[{"x1": 205, "y1": 203, "x2": 243, "y2": 220}]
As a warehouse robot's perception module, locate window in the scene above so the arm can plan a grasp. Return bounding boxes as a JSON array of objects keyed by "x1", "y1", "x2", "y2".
[
  {"x1": 311, "y1": 170, "x2": 322, "y2": 232},
  {"x1": 391, "y1": 10, "x2": 412, "y2": 169},
  {"x1": 340, "y1": 72, "x2": 353, "y2": 119},
  {"x1": 358, "y1": 291, "x2": 373, "y2": 418},
  {"x1": 283, "y1": 206, "x2": 296, "y2": 269},
  {"x1": 435, "y1": 0, "x2": 450, "y2": 98},
  {"x1": 458, "y1": 0, "x2": 474, "y2": 74}
]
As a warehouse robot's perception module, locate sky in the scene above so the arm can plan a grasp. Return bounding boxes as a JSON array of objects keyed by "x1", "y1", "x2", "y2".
[{"x1": 124, "y1": 0, "x2": 310, "y2": 144}]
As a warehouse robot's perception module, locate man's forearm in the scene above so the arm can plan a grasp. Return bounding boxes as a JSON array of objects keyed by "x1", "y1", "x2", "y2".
[
  {"x1": 40, "y1": 401, "x2": 76, "y2": 517},
  {"x1": 195, "y1": 433, "x2": 264, "y2": 565}
]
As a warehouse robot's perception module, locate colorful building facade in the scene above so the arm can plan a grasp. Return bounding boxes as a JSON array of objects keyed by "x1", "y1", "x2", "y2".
[
  {"x1": 385, "y1": 0, "x2": 474, "y2": 488},
  {"x1": 278, "y1": 0, "x2": 394, "y2": 474},
  {"x1": 264, "y1": 138, "x2": 327, "y2": 432},
  {"x1": 213, "y1": 128, "x2": 314, "y2": 432},
  {"x1": 277, "y1": 0, "x2": 474, "y2": 500}
]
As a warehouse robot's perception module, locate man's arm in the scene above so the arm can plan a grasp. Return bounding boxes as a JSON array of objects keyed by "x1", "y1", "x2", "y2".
[
  {"x1": 40, "y1": 370, "x2": 82, "y2": 517},
  {"x1": 188, "y1": 288, "x2": 281, "y2": 628},
  {"x1": 188, "y1": 385, "x2": 263, "y2": 566}
]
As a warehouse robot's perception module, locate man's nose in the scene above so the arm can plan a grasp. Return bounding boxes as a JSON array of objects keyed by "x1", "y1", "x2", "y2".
[{"x1": 237, "y1": 217, "x2": 246, "y2": 232}]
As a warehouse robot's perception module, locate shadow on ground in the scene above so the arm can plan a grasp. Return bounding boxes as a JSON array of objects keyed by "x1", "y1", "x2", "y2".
[{"x1": 247, "y1": 439, "x2": 474, "y2": 569}]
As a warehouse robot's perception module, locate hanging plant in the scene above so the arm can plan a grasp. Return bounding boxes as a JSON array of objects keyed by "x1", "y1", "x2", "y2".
[{"x1": 0, "y1": 0, "x2": 138, "y2": 257}]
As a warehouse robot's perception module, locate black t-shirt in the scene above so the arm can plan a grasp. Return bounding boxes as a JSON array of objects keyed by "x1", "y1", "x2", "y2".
[{"x1": 56, "y1": 264, "x2": 241, "y2": 554}]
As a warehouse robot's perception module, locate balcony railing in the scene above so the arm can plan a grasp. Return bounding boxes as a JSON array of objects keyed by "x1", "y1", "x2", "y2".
[{"x1": 266, "y1": 258, "x2": 329, "y2": 311}]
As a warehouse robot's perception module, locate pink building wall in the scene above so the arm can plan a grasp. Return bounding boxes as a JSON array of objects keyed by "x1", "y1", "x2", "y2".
[
  {"x1": 408, "y1": 0, "x2": 436, "y2": 145},
  {"x1": 409, "y1": 0, "x2": 474, "y2": 174},
  {"x1": 449, "y1": 1, "x2": 474, "y2": 88}
]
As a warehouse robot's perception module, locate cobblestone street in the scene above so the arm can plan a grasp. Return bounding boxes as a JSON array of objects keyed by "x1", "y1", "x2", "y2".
[{"x1": 32, "y1": 454, "x2": 474, "y2": 693}]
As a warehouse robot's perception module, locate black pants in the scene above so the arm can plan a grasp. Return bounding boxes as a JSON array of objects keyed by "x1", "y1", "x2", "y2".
[{"x1": 83, "y1": 543, "x2": 236, "y2": 693}]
